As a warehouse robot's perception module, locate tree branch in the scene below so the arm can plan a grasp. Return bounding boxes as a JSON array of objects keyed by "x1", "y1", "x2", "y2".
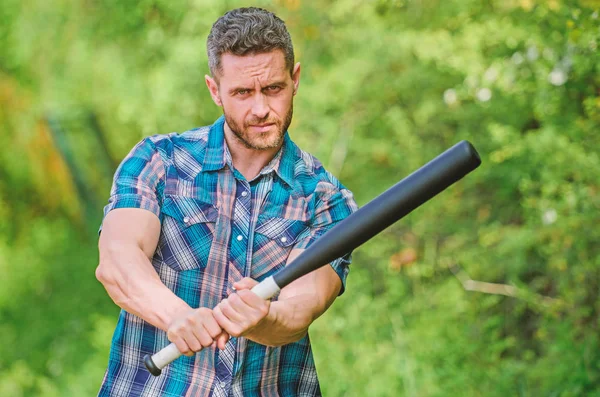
[{"x1": 448, "y1": 263, "x2": 568, "y2": 312}]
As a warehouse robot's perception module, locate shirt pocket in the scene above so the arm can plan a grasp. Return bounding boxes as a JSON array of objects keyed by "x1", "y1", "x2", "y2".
[
  {"x1": 252, "y1": 216, "x2": 308, "y2": 281},
  {"x1": 157, "y1": 194, "x2": 218, "y2": 272}
]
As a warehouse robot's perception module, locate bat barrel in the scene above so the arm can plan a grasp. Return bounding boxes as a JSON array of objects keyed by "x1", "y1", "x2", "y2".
[{"x1": 273, "y1": 140, "x2": 481, "y2": 289}]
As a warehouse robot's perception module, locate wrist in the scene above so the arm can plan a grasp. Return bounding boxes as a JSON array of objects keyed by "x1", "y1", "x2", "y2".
[
  {"x1": 158, "y1": 299, "x2": 192, "y2": 331},
  {"x1": 244, "y1": 301, "x2": 310, "y2": 346}
]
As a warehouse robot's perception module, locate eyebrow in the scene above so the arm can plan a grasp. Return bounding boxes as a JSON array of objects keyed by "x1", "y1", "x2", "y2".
[{"x1": 228, "y1": 81, "x2": 288, "y2": 95}]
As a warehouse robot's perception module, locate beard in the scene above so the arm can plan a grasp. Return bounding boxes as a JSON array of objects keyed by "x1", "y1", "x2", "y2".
[{"x1": 224, "y1": 103, "x2": 293, "y2": 151}]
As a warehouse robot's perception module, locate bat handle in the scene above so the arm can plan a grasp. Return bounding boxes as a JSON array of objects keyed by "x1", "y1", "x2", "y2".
[
  {"x1": 143, "y1": 276, "x2": 281, "y2": 376},
  {"x1": 248, "y1": 274, "x2": 281, "y2": 300},
  {"x1": 144, "y1": 343, "x2": 179, "y2": 376}
]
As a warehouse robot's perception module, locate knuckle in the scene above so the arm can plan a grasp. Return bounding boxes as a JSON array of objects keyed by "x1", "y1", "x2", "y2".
[
  {"x1": 200, "y1": 335, "x2": 213, "y2": 347},
  {"x1": 259, "y1": 305, "x2": 269, "y2": 317},
  {"x1": 208, "y1": 327, "x2": 221, "y2": 339},
  {"x1": 230, "y1": 327, "x2": 242, "y2": 338},
  {"x1": 218, "y1": 304, "x2": 229, "y2": 316},
  {"x1": 167, "y1": 328, "x2": 181, "y2": 340},
  {"x1": 177, "y1": 343, "x2": 190, "y2": 355},
  {"x1": 188, "y1": 341, "x2": 201, "y2": 352}
]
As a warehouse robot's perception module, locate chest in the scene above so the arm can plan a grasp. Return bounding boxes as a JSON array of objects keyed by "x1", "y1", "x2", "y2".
[{"x1": 154, "y1": 167, "x2": 312, "y2": 284}]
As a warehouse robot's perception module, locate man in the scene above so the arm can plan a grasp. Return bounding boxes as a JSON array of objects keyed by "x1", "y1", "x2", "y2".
[{"x1": 96, "y1": 7, "x2": 357, "y2": 397}]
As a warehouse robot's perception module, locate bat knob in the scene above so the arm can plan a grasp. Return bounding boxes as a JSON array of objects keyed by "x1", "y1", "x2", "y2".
[{"x1": 144, "y1": 354, "x2": 162, "y2": 376}]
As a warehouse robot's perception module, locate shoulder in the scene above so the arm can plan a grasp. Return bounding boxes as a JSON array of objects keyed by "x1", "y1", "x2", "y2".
[
  {"x1": 143, "y1": 125, "x2": 211, "y2": 156},
  {"x1": 125, "y1": 126, "x2": 213, "y2": 178},
  {"x1": 287, "y1": 140, "x2": 354, "y2": 202}
]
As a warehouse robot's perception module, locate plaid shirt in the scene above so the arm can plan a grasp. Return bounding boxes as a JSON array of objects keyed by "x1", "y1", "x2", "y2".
[{"x1": 98, "y1": 116, "x2": 357, "y2": 396}]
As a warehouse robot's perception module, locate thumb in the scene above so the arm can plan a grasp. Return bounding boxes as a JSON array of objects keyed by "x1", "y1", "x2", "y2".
[
  {"x1": 216, "y1": 331, "x2": 230, "y2": 350},
  {"x1": 233, "y1": 277, "x2": 259, "y2": 291}
]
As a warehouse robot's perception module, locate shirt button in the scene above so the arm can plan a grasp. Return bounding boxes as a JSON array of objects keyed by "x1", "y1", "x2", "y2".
[
  {"x1": 241, "y1": 191, "x2": 248, "y2": 197},
  {"x1": 280, "y1": 236, "x2": 287, "y2": 243},
  {"x1": 237, "y1": 235, "x2": 243, "y2": 241},
  {"x1": 183, "y1": 216, "x2": 190, "y2": 224}
]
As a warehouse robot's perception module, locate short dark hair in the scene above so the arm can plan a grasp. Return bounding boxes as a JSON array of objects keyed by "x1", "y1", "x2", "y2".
[{"x1": 207, "y1": 7, "x2": 295, "y2": 78}]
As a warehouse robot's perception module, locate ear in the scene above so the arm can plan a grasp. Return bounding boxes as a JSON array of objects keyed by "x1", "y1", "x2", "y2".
[
  {"x1": 205, "y1": 75, "x2": 222, "y2": 106},
  {"x1": 291, "y1": 62, "x2": 301, "y2": 96}
]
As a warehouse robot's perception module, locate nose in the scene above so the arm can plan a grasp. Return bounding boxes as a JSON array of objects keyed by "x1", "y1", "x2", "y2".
[{"x1": 251, "y1": 93, "x2": 269, "y2": 120}]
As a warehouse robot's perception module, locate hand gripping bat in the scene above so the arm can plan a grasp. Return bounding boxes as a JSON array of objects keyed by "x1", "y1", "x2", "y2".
[{"x1": 144, "y1": 140, "x2": 481, "y2": 376}]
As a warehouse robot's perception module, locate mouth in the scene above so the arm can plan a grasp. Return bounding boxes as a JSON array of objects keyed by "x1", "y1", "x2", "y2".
[{"x1": 249, "y1": 123, "x2": 275, "y2": 133}]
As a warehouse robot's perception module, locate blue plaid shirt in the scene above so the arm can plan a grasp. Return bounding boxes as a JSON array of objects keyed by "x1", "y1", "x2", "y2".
[{"x1": 98, "y1": 116, "x2": 357, "y2": 396}]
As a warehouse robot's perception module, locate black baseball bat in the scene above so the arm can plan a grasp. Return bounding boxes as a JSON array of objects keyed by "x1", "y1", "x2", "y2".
[{"x1": 144, "y1": 140, "x2": 481, "y2": 376}]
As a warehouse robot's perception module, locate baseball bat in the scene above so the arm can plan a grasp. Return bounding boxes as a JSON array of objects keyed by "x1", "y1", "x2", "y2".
[{"x1": 144, "y1": 140, "x2": 481, "y2": 376}]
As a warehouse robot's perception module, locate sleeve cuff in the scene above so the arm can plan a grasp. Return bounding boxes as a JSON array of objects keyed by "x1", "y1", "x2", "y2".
[
  {"x1": 98, "y1": 194, "x2": 161, "y2": 235},
  {"x1": 293, "y1": 232, "x2": 352, "y2": 296},
  {"x1": 329, "y1": 254, "x2": 351, "y2": 296}
]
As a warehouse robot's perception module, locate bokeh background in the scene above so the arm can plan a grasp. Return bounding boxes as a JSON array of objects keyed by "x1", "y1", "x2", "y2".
[{"x1": 1, "y1": 0, "x2": 599, "y2": 395}]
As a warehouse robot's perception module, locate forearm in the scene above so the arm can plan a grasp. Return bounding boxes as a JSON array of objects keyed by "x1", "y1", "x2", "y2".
[{"x1": 96, "y1": 242, "x2": 190, "y2": 331}]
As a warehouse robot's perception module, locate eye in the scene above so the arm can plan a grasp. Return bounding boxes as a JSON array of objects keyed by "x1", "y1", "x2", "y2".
[
  {"x1": 265, "y1": 85, "x2": 282, "y2": 93},
  {"x1": 237, "y1": 89, "x2": 250, "y2": 95}
]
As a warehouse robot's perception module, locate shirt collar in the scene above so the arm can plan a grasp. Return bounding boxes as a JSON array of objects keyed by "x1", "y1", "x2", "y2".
[
  {"x1": 202, "y1": 116, "x2": 296, "y2": 187},
  {"x1": 202, "y1": 116, "x2": 228, "y2": 172},
  {"x1": 272, "y1": 133, "x2": 295, "y2": 187}
]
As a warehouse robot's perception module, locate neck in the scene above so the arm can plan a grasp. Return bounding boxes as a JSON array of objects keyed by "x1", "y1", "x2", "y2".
[{"x1": 223, "y1": 124, "x2": 282, "y2": 181}]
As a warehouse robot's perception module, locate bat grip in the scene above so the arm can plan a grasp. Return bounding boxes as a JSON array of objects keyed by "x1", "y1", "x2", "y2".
[{"x1": 143, "y1": 276, "x2": 281, "y2": 376}]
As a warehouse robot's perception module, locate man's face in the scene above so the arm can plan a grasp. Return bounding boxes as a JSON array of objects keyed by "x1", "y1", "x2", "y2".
[{"x1": 205, "y1": 50, "x2": 300, "y2": 151}]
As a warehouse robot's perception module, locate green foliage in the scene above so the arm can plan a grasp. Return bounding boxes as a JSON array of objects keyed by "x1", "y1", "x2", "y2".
[{"x1": 0, "y1": 0, "x2": 598, "y2": 395}]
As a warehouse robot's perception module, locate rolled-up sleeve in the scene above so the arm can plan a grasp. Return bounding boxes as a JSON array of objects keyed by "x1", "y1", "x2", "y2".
[
  {"x1": 294, "y1": 184, "x2": 358, "y2": 295},
  {"x1": 101, "y1": 137, "x2": 166, "y2": 226}
]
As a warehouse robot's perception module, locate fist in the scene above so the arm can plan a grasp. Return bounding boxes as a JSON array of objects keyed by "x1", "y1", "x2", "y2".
[
  {"x1": 213, "y1": 278, "x2": 271, "y2": 338},
  {"x1": 167, "y1": 307, "x2": 229, "y2": 356}
]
